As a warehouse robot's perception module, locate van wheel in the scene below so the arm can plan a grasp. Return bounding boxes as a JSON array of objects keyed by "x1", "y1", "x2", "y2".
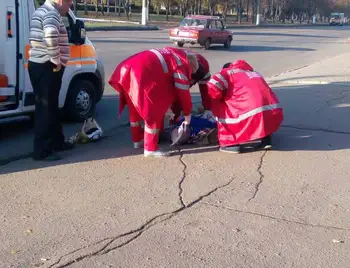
[
  {"x1": 204, "y1": 38, "x2": 211, "y2": 50},
  {"x1": 64, "y1": 80, "x2": 96, "y2": 122},
  {"x1": 224, "y1": 36, "x2": 232, "y2": 49},
  {"x1": 177, "y1": 42, "x2": 184, "y2": 47}
]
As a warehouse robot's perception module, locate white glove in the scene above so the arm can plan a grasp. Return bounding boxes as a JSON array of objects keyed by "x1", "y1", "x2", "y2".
[
  {"x1": 165, "y1": 108, "x2": 175, "y2": 120},
  {"x1": 183, "y1": 115, "x2": 191, "y2": 125}
]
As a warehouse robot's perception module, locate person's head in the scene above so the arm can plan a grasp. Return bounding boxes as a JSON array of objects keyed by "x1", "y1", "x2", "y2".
[
  {"x1": 187, "y1": 53, "x2": 199, "y2": 74},
  {"x1": 222, "y1": 62, "x2": 232, "y2": 69},
  {"x1": 52, "y1": 0, "x2": 73, "y2": 15},
  {"x1": 222, "y1": 60, "x2": 254, "y2": 71}
]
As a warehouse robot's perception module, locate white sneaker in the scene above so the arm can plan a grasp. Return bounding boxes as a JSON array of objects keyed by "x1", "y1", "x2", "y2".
[
  {"x1": 133, "y1": 140, "x2": 144, "y2": 149},
  {"x1": 144, "y1": 149, "x2": 171, "y2": 157}
]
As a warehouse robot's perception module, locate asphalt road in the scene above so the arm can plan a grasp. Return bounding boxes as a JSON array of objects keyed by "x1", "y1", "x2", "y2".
[
  {"x1": 91, "y1": 26, "x2": 350, "y2": 94},
  {"x1": 1, "y1": 26, "x2": 350, "y2": 162},
  {"x1": 1, "y1": 26, "x2": 350, "y2": 268}
]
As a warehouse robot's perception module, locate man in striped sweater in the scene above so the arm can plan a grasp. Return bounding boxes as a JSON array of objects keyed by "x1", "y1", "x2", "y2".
[{"x1": 28, "y1": 0, "x2": 73, "y2": 161}]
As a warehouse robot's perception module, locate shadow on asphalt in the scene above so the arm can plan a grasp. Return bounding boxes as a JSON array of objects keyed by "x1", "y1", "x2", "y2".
[
  {"x1": 91, "y1": 39, "x2": 168, "y2": 44},
  {"x1": 1, "y1": 82, "x2": 350, "y2": 175},
  {"x1": 231, "y1": 32, "x2": 338, "y2": 39},
  {"x1": 209, "y1": 45, "x2": 315, "y2": 52}
]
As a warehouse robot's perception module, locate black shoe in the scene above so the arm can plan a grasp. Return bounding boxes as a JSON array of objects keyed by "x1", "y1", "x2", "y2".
[
  {"x1": 259, "y1": 135, "x2": 272, "y2": 150},
  {"x1": 54, "y1": 142, "x2": 75, "y2": 152},
  {"x1": 219, "y1": 145, "x2": 241, "y2": 154},
  {"x1": 32, "y1": 152, "x2": 62, "y2": 161}
]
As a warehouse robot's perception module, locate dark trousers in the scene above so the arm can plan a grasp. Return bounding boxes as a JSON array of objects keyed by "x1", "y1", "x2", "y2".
[{"x1": 28, "y1": 61, "x2": 65, "y2": 158}]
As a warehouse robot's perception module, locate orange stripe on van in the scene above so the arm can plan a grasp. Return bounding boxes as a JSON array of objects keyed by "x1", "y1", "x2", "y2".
[
  {"x1": 24, "y1": 60, "x2": 96, "y2": 69},
  {"x1": 25, "y1": 44, "x2": 30, "y2": 60},
  {"x1": 67, "y1": 60, "x2": 96, "y2": 66},
  {"x1": 24, "y1": 44, "x2": 96, "y2": 61},
  {"x1": 70, "y1": 45, "x2": 96, "y2": 59}
]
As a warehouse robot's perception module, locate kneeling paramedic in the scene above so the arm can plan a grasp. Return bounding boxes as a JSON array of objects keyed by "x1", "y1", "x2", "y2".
[
  {"x1": 109, "y1": 47, "x2": 200, "y2": 157},
  {"x1": 207, "y1": 60, "x2": 284, "y2": 154}
]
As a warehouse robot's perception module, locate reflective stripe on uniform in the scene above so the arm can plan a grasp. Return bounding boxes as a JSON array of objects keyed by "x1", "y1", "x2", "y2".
[
  {"x1": 203, "y1": 72, "x2": 211, "y2": 80},
  {"x1": 227, "y1": 69, "x2": 246, "y2": 75},
  {"x1": 208, "y1": 78, "x2": 224, "y2": 91},
  {"x1": 130, "y1": 121, "x2": 141, "y2": 127},
  {"x1": 216, "y1": 74, "x2": 228, "y2": 89},
  {"x1": 198, "y1": 72, "x2": 211, "y2": 84},
  {"x1": 149, "y1": 49, "x2": 168, "y2": 73},
  {"x1": 173, "y1": 53, "x2": 182, "y2": 66},
  {"x1": 216, "y1": 104, "x2": 281, "y2": 124},
  {"x1": 145, "y1": 125, "x2": 159, "y2": 134},
  {"x1": 175, "y1": 82, "x2": 190, "y2": 90},
  {"x1": 173, "y1": 72, "x2": 188, "y2": 80}
]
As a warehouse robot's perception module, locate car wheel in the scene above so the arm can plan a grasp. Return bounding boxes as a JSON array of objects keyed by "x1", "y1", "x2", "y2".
[
  {"x1": 204, "y1": 38, "x2": 211, "y2": 50},
  {"x1": 224, "y1": 36, "x2": 232, "y2": 49},
  {"x1": 177, "y1": 42, "x2": 184, "y2": 47},
  {"x1": 64, "y1": 79, "x2": 96, "y2": 122}
]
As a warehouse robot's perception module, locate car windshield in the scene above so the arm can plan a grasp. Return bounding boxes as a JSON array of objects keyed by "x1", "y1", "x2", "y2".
[
  {"x1": 179, "y1": 18, "x2": 207, "y2": 28},
  {"x1": 331, "y1": 14, "x2": 340, "y2": 19}
]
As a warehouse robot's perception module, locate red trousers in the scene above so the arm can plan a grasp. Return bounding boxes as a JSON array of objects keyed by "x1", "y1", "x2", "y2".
[{"x1": 125, "y1": 95, "x2": 164, "y2": 151}]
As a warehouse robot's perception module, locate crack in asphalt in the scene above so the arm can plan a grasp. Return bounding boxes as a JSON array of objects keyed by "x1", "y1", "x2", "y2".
[
  {"x1": 203, "y1": 202, "x2": 349, "y2": 231},
  {"x1": 47, "y1": 177, "x2": 235, "y2": 268},
  {"x1": 178, "y1": 150, "x2": 187, "y2": 207},
  {"x1": 281, "y1": 125, "x2": 350, "y2": 135},
  {"x1": 248, "y1": 151, "x2": 268, "y2": 202},
  {"x1": 316, "y1": 88, "x2": 350, "y2": 112}
]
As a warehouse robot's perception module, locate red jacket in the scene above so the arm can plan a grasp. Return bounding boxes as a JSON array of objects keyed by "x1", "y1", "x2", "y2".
[
  {"x1": 207, "y1": 60, "x2": 283, "y2": 146},
  {"x1": 109, "y1": 47, "x2": 193, "y2": 123},
  {"x1": 195, "y1": 53, "x2": 211, "y2": 110}
]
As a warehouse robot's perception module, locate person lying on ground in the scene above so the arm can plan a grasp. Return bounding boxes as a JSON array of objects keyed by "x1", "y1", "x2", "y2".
[
  {"x1": 108, "y1": 47, "x2": 200, "y2": 158},
  {"x1": 207, "y1": 60, "x2": 284, "y2": 154}
]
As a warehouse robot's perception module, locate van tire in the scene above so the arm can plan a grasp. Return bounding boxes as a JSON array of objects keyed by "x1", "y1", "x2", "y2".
[{"x1": 64, "y1": 80, "x2": 96, "y2": 122}]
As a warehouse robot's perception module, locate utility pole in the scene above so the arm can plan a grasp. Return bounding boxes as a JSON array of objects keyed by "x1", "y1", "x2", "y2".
[
  {"x1": 141, "y1": 0, "x2": 148, "y2": 25},
  {"x1": 256, "y1": 0, "x2": 260, "y2": 25}
]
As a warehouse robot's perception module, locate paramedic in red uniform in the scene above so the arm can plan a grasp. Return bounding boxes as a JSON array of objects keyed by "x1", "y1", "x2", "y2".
[
  {"x1": 109, "y1": 47, "x2": 200, "y2": 157},
  {"x1": 170, "y1": 50, "x2": 212, "y2": 124},
  {"x1": 207, "y1": 60, "x2": 284, "y2": 154}
]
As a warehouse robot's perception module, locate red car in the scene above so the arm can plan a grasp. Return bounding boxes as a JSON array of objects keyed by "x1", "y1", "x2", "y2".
[{"x1": 169, "y1": 15, "x2": 233, "y2": 50}]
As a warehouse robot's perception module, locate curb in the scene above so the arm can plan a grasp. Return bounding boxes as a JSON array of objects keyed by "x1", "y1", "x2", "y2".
[
  {"x1": 227, "y1": 23, "x2": 330, "y2": 29},
  {"x1": 86, "y1": 25, "x2": 160, "y2": 31},
  {"x1": 268, "y1": 80, "x2": 350, "y2": 86},
  {"x1": 85, "y1": 23, "x2": 331, "y2": 31}
]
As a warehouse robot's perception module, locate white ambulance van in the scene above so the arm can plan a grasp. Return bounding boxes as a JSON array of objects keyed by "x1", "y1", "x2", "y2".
[{"x1": 0, "y1": 0, "x2": 105, "y2": 122}]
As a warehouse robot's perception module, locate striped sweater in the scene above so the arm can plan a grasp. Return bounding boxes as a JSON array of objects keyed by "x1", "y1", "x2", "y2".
[{"x1": 29, "y1": 0, "x2": 70, "y2": 67}]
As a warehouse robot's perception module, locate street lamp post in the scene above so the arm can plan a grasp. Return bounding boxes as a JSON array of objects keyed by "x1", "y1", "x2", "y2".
[
  {"x1": 256, "y1": 0, "x2": 260, "y2": 26},
  {"x1": 141, "y1": 0, "x2": 148, "y2": 25}
]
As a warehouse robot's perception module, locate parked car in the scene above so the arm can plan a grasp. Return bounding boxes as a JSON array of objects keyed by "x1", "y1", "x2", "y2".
[{"x1": 169, "y1": 15, "x2": 233, "y2": 50}]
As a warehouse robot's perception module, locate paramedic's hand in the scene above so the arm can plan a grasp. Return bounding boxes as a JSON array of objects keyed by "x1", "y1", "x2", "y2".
[
  {"x1": 53, "y1": 63, "x2": 62, "y2": 72},
  {"x1": 183, "y1": 115, "x2": 191, "y2": 125}
]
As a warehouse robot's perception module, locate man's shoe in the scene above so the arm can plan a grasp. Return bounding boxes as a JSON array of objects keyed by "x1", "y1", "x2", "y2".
[
  {"x1": 32, "y1": 152, "x2": 62, "y2": 161},
  {"x1": 144, "y1": 149, "x2": 171, "y2": 157},
  {"x1": 219, "y1": 146, "x2": 241, "y2": 154},
  {"x1": 259, "y1": 135, "x2": 272, "y2": 150},
  {"x1": 54, "y1": 142, "x2": 74, "y2": 152}
]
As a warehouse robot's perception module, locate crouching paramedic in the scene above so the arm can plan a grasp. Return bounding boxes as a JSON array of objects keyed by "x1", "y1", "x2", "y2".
[
  {"x1": 109, "y1": 47, "x2": 199, "y2": 157},
  {"x1": 170, "y1": 50, "x2": 212, "y2": 124},
  {"x1": 207, "y1": 60, "x2": 284, "y2": 154}
]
